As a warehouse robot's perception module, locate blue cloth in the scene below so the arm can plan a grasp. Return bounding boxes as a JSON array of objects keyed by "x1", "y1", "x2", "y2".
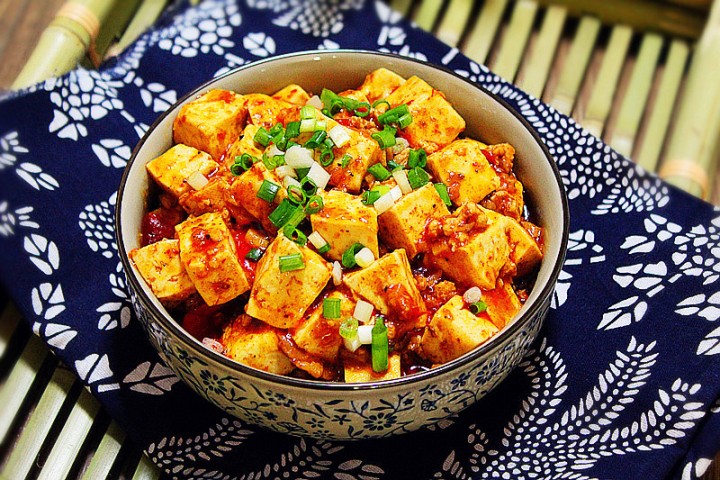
[{"x1": 1, "y1": 1, "x2": 720, "y2": 478}]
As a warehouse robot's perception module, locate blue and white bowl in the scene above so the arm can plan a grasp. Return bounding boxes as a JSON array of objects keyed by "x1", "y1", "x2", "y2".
[{"x1": 116, "y1": 50, "x2": 569, "y2": 440}]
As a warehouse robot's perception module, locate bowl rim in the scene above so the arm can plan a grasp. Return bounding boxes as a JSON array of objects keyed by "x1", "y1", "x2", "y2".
[{"x1": 116, "y1": 49, "x2": 570, "y2": 392}]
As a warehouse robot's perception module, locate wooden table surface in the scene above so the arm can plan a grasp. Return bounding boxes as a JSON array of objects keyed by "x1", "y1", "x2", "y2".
[{"x1": 1, "y1": 1, "x2": 719, "y2": 479}]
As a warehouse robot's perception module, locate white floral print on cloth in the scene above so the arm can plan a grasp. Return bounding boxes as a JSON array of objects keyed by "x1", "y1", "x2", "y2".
[{"x1": 1, "y1": 1, "x2": 720, "y2": 479}]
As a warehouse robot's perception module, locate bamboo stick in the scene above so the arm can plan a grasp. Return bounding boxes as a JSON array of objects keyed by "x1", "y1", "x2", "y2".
[
  {"x1": 0, "y1": 301, "x2": 21, "y2": 360},
  {"x1": 533, "y1": 0, "x2": 705, "y2": 38},
  {"x1": 491, "y1": 0, "x2": 539, "y2": 82},
  {"x1": 80, "y1": 420, "x2": 126, "y2": 480},
  {"x1": 12, "y1": 0, "x2": 120, "y2": 89},
  {"x1": 516, "y1": 5, "x2": 567, "y2": 98},
  {"x1": 106, "y1": 0, "x2": 169, "y2": 58},
  {"x1": 131, "y1": 453, "x2": 161, "y2": 480},
  {"x1": 436, "y1": 0, "x2": 474, "y2": 47},
  {"x1": 91, "y1": 0, "x2": 142, "y2": 63},
  {"x1": 463, "y1": 0, "x2": 509, "y2": 64},
  {"x1": 413, "y1": 0, "x2": 444, "y2": 31},
  {"x1": 659, "y1": 0, "x2": 720, "y2": 199},
  {"x1": 390, "y1": 0, "x2": 414, "y2": 16}
]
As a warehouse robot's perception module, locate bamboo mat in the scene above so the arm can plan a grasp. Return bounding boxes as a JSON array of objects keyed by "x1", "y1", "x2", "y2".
[{"x1": 1, "y1": 0, "x2": 719, "y2": 479}]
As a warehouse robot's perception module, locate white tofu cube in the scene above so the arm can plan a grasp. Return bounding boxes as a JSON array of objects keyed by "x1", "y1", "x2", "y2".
[
  {"x1": 129, "y1": 239, "x2": 196, "y2": 303},
  {"x1": 146, "y1": 144, "x2": 219, "y2": 199},
  {"x1": 222, "y1": 316, "x2": 294, "y2": 374}
]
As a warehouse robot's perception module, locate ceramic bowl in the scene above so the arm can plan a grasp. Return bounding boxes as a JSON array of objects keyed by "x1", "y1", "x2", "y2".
[{"x1": 116, "y1": 50, "x2": 569, "y2": 440}]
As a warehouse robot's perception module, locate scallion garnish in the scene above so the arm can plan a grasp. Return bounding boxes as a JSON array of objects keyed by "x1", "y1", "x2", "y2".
[
  {"x1": 319, "y1": 147, "x2": 334, "y2": 167},
  {"x1": 300, "y1": 105, "x2": 316, "y2": 120},
  {"x1": 361, "y1": 185, "x2": 390, "y2": 205},
  {"x1": 408, "y1": 148, "x2": 427, "y2": 168},
  {"x1": 398, "y1": 112, "x2": 413, "y2": 129},
  {"x1": 285, "y1": 121, "x2": 301, "y2": 139},
  {"x1": 304, "y1": 130, "x2": 327, "y2": 149},
  {"x1": 342, "y1": 243, "x2": 365, "y2": 268},
  {"x1": 367, "y1": 163, "x2": 391, "y2": 181},
  {"x1": 245, "y1": 247, "x2": 264, "y2": 262},
  {"x1": 278, "y1": 253, "x2": 305, "y2": 272},
  {"x1": 377, "y1": 104, "x2": 410, "y2": 125},
  {"x1": 469, "y1": 301, "x2": 488, "y2": 315},
  {"x1": 318, "y1": 243, "x2": 330, "y2": 254},
  {"x1": 407, "y1": 166, "x2": 430, "y2": 189},
  {"x1": 340, "y1": 154, "x2": 352, "y2": 168},
  {"x1": 371, "y1": 125, "x2": 397, "y2": 149},
  {"x1": 254, "y1": 127, "x2": 272, "y2": 147},
  {"x1": 300, "y1": 176, "x2": 318, "y2": 197},
  {"x1": 323, "y1": 297, "x2": 342, "y2": 319},
  {"x1": 268, "y1": 199, "x2": 300, "y2": 227},
  {"x1": 305, "y1": 195, "x2": 324, "y2": 214},
  {"x1": 387, "y1": 160, "x2": 403, "y2": 172},
  {"x1": 371, "y1": 99, "x2": 390, "y2": 109},
  {"x1": 339, "y1": 317, "x2": 359, "y2": 339},
  {"x1": 434, "y1": 183, "x2": 452, "y2": 207},
  {"x1": 256, "y1": 180, "x2": 280, "y2": 202},
  {"x1": 231, "y1": 153, "x2": 256, "y2": 175},
  {"x1": 295, "y1": 167, "x2": 310, "y2": 180},
  {"x1": 286, "y1": 184, "x2": 306, "y2": 205},
  {"x1": 371, "y1": 316, "x2": 389, "y2": 373},
  {"x1": 262, "y1": 153, "x2": 285, "y2": 170},
  {"x1": 282, "y1": 224, "x2": 308, "y2": 245},
  {"x1": 354, "y1": 102, "x2": 371, "y2": 117}
]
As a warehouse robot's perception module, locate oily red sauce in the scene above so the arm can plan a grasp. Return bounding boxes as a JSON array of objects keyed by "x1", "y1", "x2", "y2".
[
  {"x1": 140, "y1": 207, "x2": 184, "y2": 246},
  {"x1": 230, "y1": 228, "x2": 259, "y2": 284}
]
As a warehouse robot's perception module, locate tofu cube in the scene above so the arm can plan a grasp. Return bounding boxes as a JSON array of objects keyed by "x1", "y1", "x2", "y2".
[
  {"x1": 246, "y1": 235, "x2": 333, "y2": 329},
  {"x1": 129, "y1": 239, "x2": 196, "y2": 303},
  {"x1": 482, "y1": 280, "x2": 522, "y2": 330},
  {"x1": 427, "y1": 204, "x2": 510, "y2": 290},
  {"x1": 243, "y1": 93, "x2": 296, "y2": 128},
  {"x1": 343, "y1": 249, "x2": 425, "y2": 318},
  {"x1": 344, "y1": 352, "x2": 402, "y2": 382},
  {"x1": 292, "y1": 290, "x2": 356, "y2": 362},
  {"x1": 173, "y1": 89, "x2": 247, "y2": 160},
  {"x1": 146, "y1": 144, "x2": 219, "y2": 199},
  {"x1": 384, "y1": 76, "x2": 465, "y2": 153},
  {"x1": 358, "y1": 68, "x2": 406, "y2": 103},
  {"x1": 420, "y1": 295, "x2": 499, "y2": 364},
  {"x1": 310, "y1": 190, "x2": 379, "y2": 262},
  {"x1": 427, "y1": 139, "x2": 500, "y2": 205},
  {"x1": 378, "y1": 183, "x2": 450, "y2": 259},
  {"x1": 324, "y1": 120, "x2": 383, "y2": 193},
  {"x1": 222, "y1": 317, "x2": 294, "y2": 374},
  {"x1": 179, "y1": 175, "x2": 229, "y2": 217},
  {"x1": 273, "y1": 84, "x2": 311, "y2": 106},
  {"x1": 175, "y1": 212, "x2": 250, "y2": 306},
  {"x1": 230, "y1": 161, "x2": 286, "y2": 234},
  {"x1": 223, "y1": 124, "x2": 265, "y2": 170},
  {"x1": 504, "y1": 216, "x2": 543, "y2": 276}
]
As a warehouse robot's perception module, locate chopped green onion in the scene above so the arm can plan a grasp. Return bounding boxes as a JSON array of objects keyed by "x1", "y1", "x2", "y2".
[
  {"x1": 245, "y1": 247, "x2": 264, "y2": 261},
  {"x1": 398, "y1": 112, "x2": 413, "y2": 129},
  {"x1": 340, "y1": 154, "x2": 352, "y2": 168},
  {"x1": 367, "y1": 163, "x2": 391, "y2": 181},
  {"x1": 339, "y1": 317, "x2": 359, "y2": 339},
  {"x1": 342, "y1": 243, "x2": 365, "y2": 268},
  {"x1": 387, "y1": 160, "x2": 403, "y2": 172},
  {"x1": 282, "y1": 224, "x2": 308, "y2": 245},
  {"x1": 286, "y1": 184, "x2": 306, "y2": 205},
  {"x1": 279, "y1": 253, "x2": 305, "y2": 272},
  {"x1": 269, "y1": 123, "x2": 283, "y2": 136},
  {"x1": 300, "y1": 118, "x2": 316, "y2": 132},
  {"x1": 371, "y1": 316, "x2": 389, "y2": 373},
  {"x1": 407, "y1": 166, "x2": 430, "y2": 189},
  {"x1": 319, "y1": 147, "x2": 334, "y2": 166},
  {"x1": 305, "y1": 194, "x2": 324, "y2": 214},
  {"x1": 362, "y1": 185, "x2": 390, "y2": 205},
  {"x1": 315, "y1": 119, "x2": 327, "y2": 131},
  {"x1": 308, "y1": 230, "x2": 329, "y2": 251},
  {"x1": 320, "y1": 89, "x2": 344, "y2": 115},
  {"x1": 328, "y1": 125, "x2": 351, "y2": 148},
  {"x1": 268, "y1": 199, "x2": 301, "y2": 227},
  {"x1": 285, "y1": 121, "x2": 301, "y2": 139},
  {"x1": 256, "y1": 180, "x2": 280, "y2": 202},
  {"x1": 318, "y1": 243, "x2": 330, "y2": 254},
  {"x1": 300, "y1": 176, "x2": 318, "y2": 197},
  {"x1": 354, "y1": 102, "x2": 371, "y2": 117},
  {"x1": 300, "y1": 105, "x2": 315, "y2": 120},
  {"x1": 377, "y1": 104, "x2": 409, "y2": 125},
  {"x1": 371, "y1": 125, "x2": 397, "y2": 149},
  {"x1": 304, "y1": 130, "x2": 327, "y2": 149},
  {"x1": 469, "y1": 301, "x2": 488, "y2": 315},
  {"x1": 408, "y1": 149, "x2": 427, "y2": 168},
  {"x1": 371, "y1": 99, "x2": 390, "y2": 109},
  {"x1": 254, "y1": 127, "x2": 272, "y2": 147},
  {"x1": 284, "y1": 207, "x2": 306, "y2": 229},
  {"x1": 262, "y1": 153, "x2": 285, "y2": 170},
  {"x1": 434, "y1": 183, "x2": 452, "y2": 206},
  {"x1": 295, "y1": 167, "x2": 310, "y2": 179},
  {"x1": 323, "y1": 297, "x2": 342, "y2": 319},
  {"x1": 354, "y1": 247, "x2": 375, "y2": 268},
  {"x1": 231, "y1": 153, "x2": 256, "y2": 175}
]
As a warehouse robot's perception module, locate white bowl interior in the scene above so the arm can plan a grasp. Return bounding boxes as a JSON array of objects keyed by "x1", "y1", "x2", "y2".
[{"x1": 119, "y1": 51, "x2": 567, "y2": 379}]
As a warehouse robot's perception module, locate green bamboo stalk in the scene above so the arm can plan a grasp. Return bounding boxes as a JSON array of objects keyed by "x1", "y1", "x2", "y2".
[
  {"x1": 516, "y1": 5, "x2": 567, "y2": 98},
  {"x1": 12, "y1": 0, "x2": 120, "y2": 89},
  {"x1": 492, "y1": 0, "x2": 539, "y2": 82},
  {"x1": 106, "y1": 0, "x2": 169, "y2": 58},
  {"x1": 413, "y1": 0, "x2": 444, "y2": 31},
  {"x1": 532, "y1": 0, "x2": 705, "y2": 38},
  {"x1": 436, "y1": 0, "x2": 474, "y2": 47},
  {"x1": 37, "y1": 386, "x2": 101, "y2": 480},
  {"x1": 0, "y1": 301, "x2": 21, "y2": 360},
  {"x1": 579, "y1": 24, "x2": 633, "y2": 138},
  {"x1": 390, "y1": 0, "x2": 414, "y2": 16},
  {"x1": 0, "y1": 335, "x2": 49, "y2": 444},
  {"x1": 609, "y1": 33, "x2": 663, "y2": 158},
  {"x1": 550, "y1": 16, "x2": 601, "y2": 114},
  {"x1": 132, "y1": 453, "x2": 161, "y2": 480},
  {"x1": 80, "y1": 420, "x2": 127, "y2": 480},
  {"x1": 463, "y1": 0, "x2": 509, "y2": 64},
  {"x1": 90, "y1": 0, "x2": 143, "y2": 63},
  {"x1": 660, "y1": 0, "x2": 720, "y2": 199},
  {"x1": 2, "y1": 366, "x2": 76, "y2": 479},
  {"x1": 635, "y1": 39, "x2": 689, "y2": 172}
]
